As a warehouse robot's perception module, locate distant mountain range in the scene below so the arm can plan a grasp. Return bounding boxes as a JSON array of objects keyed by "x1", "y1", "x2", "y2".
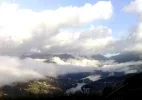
[
  {"x1": 21, "y1": 52, "x2": 142, "y2": 63},
  {"x1": 10, "y1": 51, "x2": 142, "y2": 96},
  {"x1": 91, "y1": 54, "x2": 108, "y2": 61},
  {"x1": 109, "y1": 52, "x2": 142, "y2": 63}
]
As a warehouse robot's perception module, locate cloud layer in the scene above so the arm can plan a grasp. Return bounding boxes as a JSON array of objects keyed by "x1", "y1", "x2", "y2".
[
  {"x1": 0, "y1": 56, "x2": 99, "y2": 86},
  {"x1": 0, "y1": 0, "x2": 142, "y2": 55},
  {"x1": 0, "y1": 54, "x2": 141, "y2": 86},
  {"x1": 0, "y1": 1, "x2": 113, "y2": 56},
  {"x1": 49, "y1": 57, "x2": 101, "y2": 67}
]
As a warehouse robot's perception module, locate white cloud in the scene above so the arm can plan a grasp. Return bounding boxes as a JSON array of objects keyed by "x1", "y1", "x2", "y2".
[
  {"x1": 123, "y1": 0, "x2": 142, "y2": 13},
  {"x1": 0, "y1": 56, "x2": 44, "y2": 86},
  {"x1": 42, "y1": 25, "x2": 114, "y2": 55},
  {"x1": 0, "y1": 56, "x2": 97, "y2": 86},
  {"x1": 0, "y1": 54, "x2": 141, "y2": 87},
  {"x1": 80, "y1": 26, "x2": 112, "y2": 39},
  {"x1": 50, "y1": 57, "x2": 101, "y2": 67},
  {"x1": 1, "y1": 0, "x2": 142, "y2": 56},
  {"x1": 104, "y1": 53, "x2": 120, "y2": 58},
  {"x1": 81, "y1": 37, "x2": 114, "y2": 51},
  {"x1": 66, "y1": 83, "x2": 85, "y2": 94},
  {"x1": 121, "y1": 0, "x2": 142, "y2": 53},
  {"x1": 0, "y1": 1, "x2": 113, "y2": 41},
  {"x1": 83, "y1": 75, "x2": 101, "y2": 81},
  {"x1": 99, "y1": 61, "x2": 142, "y2": 74},
  {"x1": 0, "y1": 1, "x2": 113, "y2": 56}
]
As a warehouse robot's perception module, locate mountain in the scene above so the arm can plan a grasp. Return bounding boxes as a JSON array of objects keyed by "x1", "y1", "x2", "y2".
[
  {"x1": 0, "y1": 71, "x2": 125, "y2": 97},
  {"x1": 81, "y1": 72, "x2": 142, "y2": 93},
  {"x1": 22, "y1": 53, "x2": 108, "y2": 61},
  {"x1": 82, "y1": 75, "x2": 126, "y2": 92},
  {"x1": 22, "y1": 52, "x2": 142, "y2": 63},
  {"x1": 91, "y1": 54, "x2": 108, "y2": 61},
  {"x1": 21, "y1": 53, "x2": 50, "y2": 59},
  {"x1": 22, "y1": 53, "x2": 74, "y2": 59},
  {"x1": 58, "y1": 71, "x2": 126, "y2": 94},
  {"x1": 53, "y1": 54, "x2": 75, "y2": 60},
  {"x1": 0, "y1": 72, "x2": 95, "y2": 97},
  {"x1": 0, "y1": 77, "x2": 62, "y2": 97},
  {"x1": 0, "y1": 70, "x2": 140, "y2": 98},
  {"x1": 110, "y1": 52, "x2": 142, "y2": 63}
]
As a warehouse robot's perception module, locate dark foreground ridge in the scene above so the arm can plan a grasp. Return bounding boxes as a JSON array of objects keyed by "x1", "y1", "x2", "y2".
[{"x1": 1, "y1": 72, "x2": 142, "y2": 100}]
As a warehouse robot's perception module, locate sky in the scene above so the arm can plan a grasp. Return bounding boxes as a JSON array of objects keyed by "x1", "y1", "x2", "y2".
[
  {"x1": 0, "y1": 0, "x2": 142, "y2": 86},
  {"x1": 0, "y1": 0, "x2": 141, "y2": 56},
  {"x1": 5, "y1": 0, "x2": 137, "y2": 38}
]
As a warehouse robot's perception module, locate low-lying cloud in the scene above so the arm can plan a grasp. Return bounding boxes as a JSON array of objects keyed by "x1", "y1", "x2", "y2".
[
  {"x1": 0, "y1": 56, "x2": 97, "y2": 86},
  {"x1": 50, "y1": 57, "x2": 101, "y2": 67},
  {"x1": 0, "y1": 55, "x2": 142, "y2": 87},
  {"x1": 66, "y1": 83, "x2": 85, "y2": 94},
  {"x1": 99, "y1": 61, "x2": 142, "y2": 74}
]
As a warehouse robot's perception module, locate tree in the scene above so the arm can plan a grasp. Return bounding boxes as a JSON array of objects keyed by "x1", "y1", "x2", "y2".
[{"x1": 102, "y1": 86, "x2": 112, "y2": 97}]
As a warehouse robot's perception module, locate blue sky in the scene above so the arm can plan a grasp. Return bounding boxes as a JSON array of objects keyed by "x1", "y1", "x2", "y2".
[{"x1": 7, "y1": 0, "x2": 137, "y2": 39}]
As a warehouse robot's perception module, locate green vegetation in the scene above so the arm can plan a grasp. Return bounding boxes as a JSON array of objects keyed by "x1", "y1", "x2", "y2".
[{"x1": 26, "y1": 81, "x2": 57, "y2": 94}]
